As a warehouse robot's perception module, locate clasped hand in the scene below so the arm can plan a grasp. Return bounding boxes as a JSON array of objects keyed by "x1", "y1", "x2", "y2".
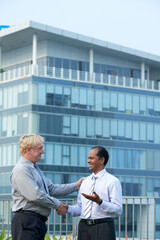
[
  {"x1": 56, "y1": 202, "x2": 68, "y2": 215},
  {"x1": 82, "y1": 191, "x2": 101, "y2": 204}
]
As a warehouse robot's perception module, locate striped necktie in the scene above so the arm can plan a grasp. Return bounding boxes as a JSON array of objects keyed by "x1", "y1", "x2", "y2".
[
  {"x1": 34, "y1": 164, "x2": 49, "y2": 194},
  {"x1": 84, "y1": 176, "x2": 97, "y2": 219}
]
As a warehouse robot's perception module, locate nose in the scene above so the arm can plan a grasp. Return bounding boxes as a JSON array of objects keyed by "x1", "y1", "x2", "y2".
[{"x1": 42, "y1": 149, "x2": 45, "y2": 154}]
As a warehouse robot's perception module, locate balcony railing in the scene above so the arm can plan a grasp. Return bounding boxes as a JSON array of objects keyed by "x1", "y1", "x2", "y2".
[
  {"x1": 0, "y1": 65, "x2": 160, "y2": 92},
  {"x1": 0, "y1": 196, "x2": 160, "y2": 239}
]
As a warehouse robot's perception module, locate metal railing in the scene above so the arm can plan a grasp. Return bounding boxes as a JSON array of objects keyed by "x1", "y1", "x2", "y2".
[
  {"x1": 0, "y1": 196, "x2": 160, "y2": 239},
  {"x1": 0, "y1": 64, "x2": 160, "y2": 92}
]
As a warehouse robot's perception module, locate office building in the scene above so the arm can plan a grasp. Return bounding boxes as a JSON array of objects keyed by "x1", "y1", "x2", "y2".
[{"x1": 0, "y1": 21, "x2": 160, "y2": 236}]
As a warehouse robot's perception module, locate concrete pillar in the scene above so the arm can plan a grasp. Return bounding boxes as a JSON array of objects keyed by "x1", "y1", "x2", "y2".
[
  {"x1": 141, "y1": 62, "x2": 145, "y2": 87},
  {"x1": 32, "y1": 33, "x2": 38, "y2": 75},
  {"x1": 89, "y1": 48, "x2": 94, "y2": 81}
]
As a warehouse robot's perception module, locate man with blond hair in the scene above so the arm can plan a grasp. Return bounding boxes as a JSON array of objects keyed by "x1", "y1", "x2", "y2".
[{"x1": 11, "y1": 134, "x2": 84, "y2": 240}]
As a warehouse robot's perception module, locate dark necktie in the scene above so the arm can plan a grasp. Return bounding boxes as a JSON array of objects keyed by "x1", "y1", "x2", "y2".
[
  {"x1": 84, "y1": 176, "x2": 97, "y2": 219},
  {"x1": 34, "y1": 164, "x2": 49, "y2": 194}
]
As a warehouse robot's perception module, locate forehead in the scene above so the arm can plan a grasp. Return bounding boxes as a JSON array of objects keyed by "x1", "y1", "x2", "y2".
[{"x1": 88, "y1": 148, "x2": 99, "y2": 157}]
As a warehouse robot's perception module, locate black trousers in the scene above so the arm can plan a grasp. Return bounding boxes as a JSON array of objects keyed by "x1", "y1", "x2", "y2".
[
  {"x1": 78, "y1": 219, "x2": 116, "y2": 240},
  {"x1": 11, "y1": 211, "x2": 47, "y2": 240}
]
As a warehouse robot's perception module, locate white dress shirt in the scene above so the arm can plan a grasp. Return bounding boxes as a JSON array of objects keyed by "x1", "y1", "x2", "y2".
[
  {"x1": 10, "y1": 157, "x2": 77, "y2": 217},
  {"x1": 68, "y1": 169, "x2": 122, "y2": 219}
]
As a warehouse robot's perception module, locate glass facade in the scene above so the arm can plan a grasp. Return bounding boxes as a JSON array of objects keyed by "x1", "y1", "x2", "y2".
[
  {"x1": 1, "y1": 35, "x2": 160, "y2": 237},
  {"x1": 1, "y1": 71, "x2": 160, "y2": 197}
]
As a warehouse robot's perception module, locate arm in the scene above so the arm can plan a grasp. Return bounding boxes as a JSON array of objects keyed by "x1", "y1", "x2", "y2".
[
  {"x1": 11, "y1": 168, "x2": 60, "y2": 209},
  {"x1": 57, "y1": 190, "x2": 82, "y2": 216},
  {"x1": 82, "y1": 180, "x2": 122, "y2": 216},
  {"x1": 67, "y1": 190, "x2": 82, "y2": 216},
  {"x1": 46, "y1": 177, "x2": 85, "y2": 196}
]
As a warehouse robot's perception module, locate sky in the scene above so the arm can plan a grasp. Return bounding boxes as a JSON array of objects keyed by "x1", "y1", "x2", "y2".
[{"x1": 1, "y1": 0, "x2": 160, "y2": 56}]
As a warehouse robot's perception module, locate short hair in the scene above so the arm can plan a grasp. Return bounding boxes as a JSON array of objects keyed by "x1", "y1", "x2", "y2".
[
  {"x1": 19, "y1": 134, "x2": 44, "y2": 155},
  {"x1": 91, "y1": 146, "x2": 109, "y2": 166}
]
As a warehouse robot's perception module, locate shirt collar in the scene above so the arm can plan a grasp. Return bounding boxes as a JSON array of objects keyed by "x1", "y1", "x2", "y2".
[{"x1": 91, "y1": 168, "x2": 106, "y2": 180}]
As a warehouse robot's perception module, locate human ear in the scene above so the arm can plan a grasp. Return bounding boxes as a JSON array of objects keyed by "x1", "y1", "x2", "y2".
[{"x1": 100, "y1": 157, "x2": 105, "y2": 165}]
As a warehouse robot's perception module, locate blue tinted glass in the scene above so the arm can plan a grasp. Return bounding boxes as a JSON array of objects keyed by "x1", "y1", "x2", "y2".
[
  {"x1": 140, "y1": 123, "x2": 146, "y2": 141},
  {"x1": 112, "y1": 149, "x2": 117, "y2": 167},
  {"x1": 79, "y1": 146, "x2": 86, "y2": 166},
  {"x1": 48, "y1": 57, "x2": 54, "y2": 67},
  {"x1": 71, "y1": 60, "x2": 78, "y2": 70},
  {"x1": 94, "y1": 63, "x2": 100, "y2": 73},
  {"x1": 123, "y1": 68, "x2": 130, "y2": 77},
  {"x1": 118, "y1": 93, "x2": 125, "y2": 111},
  {"x1": 63, "y1": 59, "x2": 69, "y2": 69},
  {"x1": 133, "y1": 95, "x2": 139, "y2": 114},
  {"x1": 133, "y1": 69, "x2": 141, "y2": 78},
  {"x1": 125, "y1": 122, "x2": 132, "y2": 139},
  {"x1": 133, "y1": 122, "x2": 139, "y2": 140},
  {"x1": 101, "y1": 64, "x2": 107, "y2": 74},
  {"x1": 79, "y1": 117, "x2": 86, "y2": 137},
  {"x1": 117, "y1": 67, "x2": 123, "y2": 76},
  {"x1": 118, "y1": 121, "x2": 124, "y2": 138},
  {"x1": 125, "y1": 94, "x2": 132, "y2": 112},
  {"x1": 133, "y1": 151, "x2": 140, "y2": 169},
  {"x1": 86, "y1": 62, "x2": 89, "y2": 72},
  {"x1": 55, "y1": 58, "x2": 62, "y2": 68},
  {"x1": 118, "y1": 149, "x2": 124, "y2": 168},
  {"x1": 147, "y1": 123, "x2": 153, "y2": 142},
  {"x1": 78, "y1": 61, "x2": 86, "y2": 71}
]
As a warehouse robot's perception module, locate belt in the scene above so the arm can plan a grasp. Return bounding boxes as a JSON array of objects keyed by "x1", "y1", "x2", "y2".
[
  {"x1": 81, "y1": 218, "x2": 113, "y2": 226},
  {"x1": 14, "y1": 209, "x2": 48, "y2": 222}
]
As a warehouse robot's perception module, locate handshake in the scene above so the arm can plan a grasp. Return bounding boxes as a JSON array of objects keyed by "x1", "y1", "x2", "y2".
[{"x1": 56, "y1": 202, "x2": 68, "y2": 215}]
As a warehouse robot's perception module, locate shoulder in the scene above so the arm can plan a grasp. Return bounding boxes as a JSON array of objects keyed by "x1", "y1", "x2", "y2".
[
  {"x1": 104, "y1": 171, "x2": 120, "y2": 184},
  {"x1": 80, "y1": 175, "x2": 92, "y2": 186},
  {"x1": 11, "y1": 161, "x2": 33, "y2": 180}
]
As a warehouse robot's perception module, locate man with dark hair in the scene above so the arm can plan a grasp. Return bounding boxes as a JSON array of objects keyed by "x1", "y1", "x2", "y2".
[{"x1": 57, "y1": 146, "x2": 122, "y2": 240}]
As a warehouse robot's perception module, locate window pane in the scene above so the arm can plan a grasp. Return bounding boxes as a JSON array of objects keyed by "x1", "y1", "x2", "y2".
[
  {"x1": 118, "y1": 121, "x2": 124, "y2": 138},
  {"x1": 125, "y1": 122, "x2": 132, "y2": 139},
  {"x1": 125, "y1": 94, "x2": 132, "y2": 113},
  {"x1": 95, "y1": 119, "x2": 102, "y2": 137},
  {"x1": 79, "y1": 146, "x2": 86, "y2": 166},
  {"x1": 154, "y1": 124, "x2": 160, "y2": 143},
  {"x1": 71, "y1": 146, "x2": 78, "y2": 166},
  {"x1": 147, "y1": 123, "x2": 153, "y2": 142},
  {"x1": 95, "y1": 91, "x2": 102, "y2": 111},
  {"x1": 79, "y1": 117, "x2": 86, "y2": 137},
  {"x1": 133, "y1": 122, "x2": 139, "y2": 140},
  {"x1": 54, "y1": 145, "x2": 62, "y2": 165},
  {"x1": 38, "y1": 84, "x2": 46, "y2": 105},
  {"x1": 71, "y1": 116, "x2": 78, "y2": 135},
  {"x1": 87, "y1": 89, "x2": 94, "y2": 109},
  {"x1": 118, "y1": 94, "x2": 125, "y2": 111},
  {"x1": 103, "y1": 92, "x2": 109, "y2": 109},
  {"x1": 133, "y1": 95, "x2": 139, "y2": 114},
  {"x1": 110, "y1": 92, "x2": 117, "y2": 110},
  {"x1": 140, "y1": 123, "x2": 146, "y2": 141},
  {"x1": 111, "y1": 120, "x2": 117, "y2": 137},
  {"x1": 46, "y1": 144, "x2": 53, "y2": 164},
  {"x1": 87, "y1": 118, "x2": 94, "y2": 137},
  {"x1": 102, "y1": 119, "x2": 110, "y2": 138},
  {"x1": 140, "y1": 96, "x2": 146, "y2": 114}
]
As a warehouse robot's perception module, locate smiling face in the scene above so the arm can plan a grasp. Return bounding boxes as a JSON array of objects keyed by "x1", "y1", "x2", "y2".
[
  {"x1": 23, "y1": 142, "x2": 45, "y2": 163},
  {"x1": 87, "y1": 148, "x2": 105, "y2": 174}
]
